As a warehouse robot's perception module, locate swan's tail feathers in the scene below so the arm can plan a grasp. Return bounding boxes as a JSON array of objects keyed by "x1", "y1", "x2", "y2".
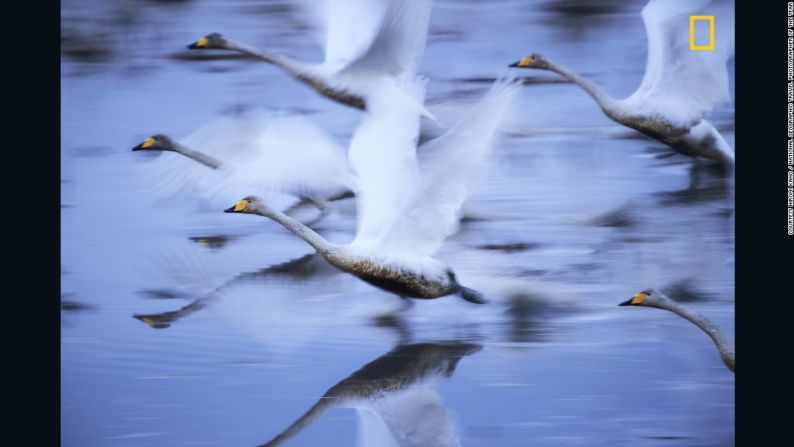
[{"x1": 458, "y1": 286, "x2": 488, "y2": 305}]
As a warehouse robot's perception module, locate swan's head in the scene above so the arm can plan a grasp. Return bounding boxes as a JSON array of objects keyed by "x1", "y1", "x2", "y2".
[
  {"x1": 132, "y1": 134, "x2": 178, "y2": 152},
  {"x1": 187, "y1": 33, "x2": 228, "y2": 50},
  {"x1": 224, "y1": 196, "x2": 268, "y2": 215},
  {"x1": 509, "y1": 54, "x2": 549, "y2": 69},
  {"x1": 619, "y1": 288, "x2": 671, "y2": 308}
]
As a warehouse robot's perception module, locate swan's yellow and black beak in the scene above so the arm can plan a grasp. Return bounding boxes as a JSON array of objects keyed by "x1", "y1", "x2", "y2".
[
  {"x1": 508, "y1": 56, "x2": 532, "y2": 68},
  {"x1": 224, "y1": 199, "x2": 249, "y2": 213},
  {"x1": 188, "y1": 36, "x2": 209, "y2": 50},
  {"x1": 619, "y1": 292, "x2": 648, "y2": 306},
  {"x1": 132, "y1": 137, "x2": 156, "y2": 151}
]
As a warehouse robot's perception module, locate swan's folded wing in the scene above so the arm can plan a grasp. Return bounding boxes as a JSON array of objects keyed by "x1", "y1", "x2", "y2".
[
  {"x1": 341, "y1": 0, "x2": 433, "y2": 77},
  {"x1": 629, "y1": 0, "x2": 734, "y2": 125},
  {"x1": 376, "y1": 79, "x2": 519, "y2": 257},
  {"x1": 348, "y1": 77, "x2": 426, "y2": 249},
  {"x1": 219, "y1": 114, "x2": 356, "y2": 201}
]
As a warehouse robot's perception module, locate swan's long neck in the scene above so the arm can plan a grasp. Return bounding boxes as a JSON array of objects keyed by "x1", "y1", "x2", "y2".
[
  {"x1": 662, "y1": 301, "x2": 735, "y2": 372},
  {"x1": 224, "y1": 40, "x2": 313, "y2": 82},
  {"x1": 222, "y1": 39, "x2": 366, "y2": 110},
  {"x1": 172, "y1": 143, "x2": 222, "y2": 169},
  {"x1": 545, "y1": 60, "x2": 620, "y2": 117},
  {"x1": 257, "y1": 207, "x2": 338, "y2": 257}
]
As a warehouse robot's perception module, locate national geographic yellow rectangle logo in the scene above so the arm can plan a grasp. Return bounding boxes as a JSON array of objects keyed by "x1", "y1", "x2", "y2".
[{"x1": 690, "y1": 16, "x2": 714, "y2": 51}]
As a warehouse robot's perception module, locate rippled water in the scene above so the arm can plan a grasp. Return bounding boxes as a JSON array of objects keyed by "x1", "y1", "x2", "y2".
[{"x1": 61, "y1": 0, "x2": 735, "y2": 445}]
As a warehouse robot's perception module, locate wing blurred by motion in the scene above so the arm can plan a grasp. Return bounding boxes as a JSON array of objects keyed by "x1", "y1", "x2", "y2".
[
  {"x1": 138, "y1": 109, "x2": 353, "y2": 209},
  {"x1": 348, "y1": 76, "x2": 426, "y2": 250},
  {"x1": 341, "y1": 0, "x2": 433, "y2": 78},
  {"x1": 377, "y1": 79, "x2": 520, "y2": 257},
  {"x1": 627, "y1": 0, "x2": 735, "y2": 125}
]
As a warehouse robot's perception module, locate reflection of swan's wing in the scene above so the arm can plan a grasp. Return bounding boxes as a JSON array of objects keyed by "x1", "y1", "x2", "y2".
[
  {"x1": 220, "y1": 114, "x2": 356, "y2": 201},
  {"x1": 377, "y1": 80, "x2": 519, "y2": 257},
  {"x1": 629, "y1": 0, "x2": 734, "y2": 125},
  {"x1": 341, "y1": 0, "x2": 433, "y2": 77},
  {"x1": 360, "y1": 387, "x2": 460, "y2": 447},
  {"x1": 348, "y1": 77, "x2": 425, "y2": 249}
]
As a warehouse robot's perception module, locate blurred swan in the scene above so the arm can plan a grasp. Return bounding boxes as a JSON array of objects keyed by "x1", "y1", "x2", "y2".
[
  {"x1": 187, "y1": 0, "x2": 432, "y2": 114},
  {"x1": 509, "y1": 0, "x2": 735, "y2": 165},
  {"x1": 259, "y1": 341, "x2": 480, "y2": 447},
  {"x1": 131, "y1": 110, "x2": 356, "y2": 214},
  {"x1": 619, "y1": 288, "x2": 734, "y2": 372},
  {"x1": 225, "y1": 79, "x2": 519, "y2": 302}
]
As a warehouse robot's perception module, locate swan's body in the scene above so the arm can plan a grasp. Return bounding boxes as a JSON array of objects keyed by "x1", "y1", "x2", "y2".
[
  {"x1": 132, "y1": 111, "x2": 356, "y2": 211},
  {"x1": 259, "y1": 341, "x2": 479, "y2": 447},
  {"x1": 620, "y1": 288, "x2": 735, "y2": 372},
  {"x1": 225, "y1": 79, "x2": 519, "y2": 301},
  {"x1": 510, "y1": 0, "x2": 735, "y2": 165},
  {"x1": 188, "y1": 0, "x2": 433, "y2": 114}
]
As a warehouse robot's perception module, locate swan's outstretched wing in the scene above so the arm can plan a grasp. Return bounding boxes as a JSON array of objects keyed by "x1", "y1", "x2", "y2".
[
  {"x1": 218, "y1": 114, "x2": 357, "y2": 201},
  {"x1": 348, "y1": 76, "x2": 426, "y2": 249},
  {"x1": 303, "y1": 0, "x2": 386, "y2": 65},
  {"x1": 628, "y1": 0, "x2": 734, "y2": 125},
  {"x1": 341, "y1": 0, "x2": 433, "y2": 77},
  {"x1": 377, "y1": 79, "x2": 520, "y2": 257}
]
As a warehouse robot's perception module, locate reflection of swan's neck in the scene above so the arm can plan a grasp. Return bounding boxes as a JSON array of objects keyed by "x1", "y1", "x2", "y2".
[
  {"x1": 545, "y1": 59, "x2": 619, "y2": 117},
  {"x1": 259, "y1": 398, "x2": 337, "y2": 447},
  {"x1": 254, "y1": 207, "x2": 339, "y2": 257},
  {"x1": 172, "y1": 142, "x2": 222, "y2": 169},
  {"x1": 661, "y1": 300, "x2": 735, "y2": 372}
]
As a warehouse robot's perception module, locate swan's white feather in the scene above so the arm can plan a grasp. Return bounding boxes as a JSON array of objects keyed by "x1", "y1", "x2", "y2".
[
  {"x1": 627, "y1": 0, "x2": 734, "y2": 125},
  {"x1": 341, "y1": 0, "x2": 433, "y2": 78},
  {"x1": 377, "y1": 79, "x2": 520, "y2": 258},
  {"x1": 348, "y1": 76, "x2": 426, "y2": 249},
  {"x1": 217, "y1": 113, "x2": 356, "y2": 201},
  {"x1": 308, "y1": 0, "x2": 386, "y2": 65}
]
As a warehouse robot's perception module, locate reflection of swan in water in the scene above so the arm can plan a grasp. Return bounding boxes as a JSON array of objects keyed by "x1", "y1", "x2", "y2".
[
  {"x1": 131, "y1": 110, "x2": 356, "y2": 217},
  {"x1": 620, "y1": 288, "x2": 734, "y2": 372},
  {"x1": 133, "y1": 253, "x2": 337, "y2": 329},
  {"x1": 133, "y1": 251, "x2": 412, "y2": 354},
  {"x1": 509, "y1": 0, "x2": 735, "y2": 165},
  {"x1": 188, "y1": 0, "x2": 433, "y2": 114},
  {"x1": 259, "y1": 341, "x2": 481, "y2": 447}
]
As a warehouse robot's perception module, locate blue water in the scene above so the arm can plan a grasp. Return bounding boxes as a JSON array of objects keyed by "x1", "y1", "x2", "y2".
[{"x1": 62, "y1": 0, "x2": 735, "y2": 445}]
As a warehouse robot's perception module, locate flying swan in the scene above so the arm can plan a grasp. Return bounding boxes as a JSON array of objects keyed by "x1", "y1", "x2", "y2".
[{"x1": 510, "y1": 0, "x2": 735, "y2": 165}]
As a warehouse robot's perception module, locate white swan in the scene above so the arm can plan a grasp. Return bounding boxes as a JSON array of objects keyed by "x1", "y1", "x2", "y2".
[
  {"x1": 224, "y1": 79, "x2": 520, "y2": 301},
  {"x1": 131, "y1": 109, "x2": 357, "y2": 212},
  {"x1": 510, "y1": 0, "x2": 735, "y2": 165},
  {"x1": 620, "y1": 288, "x2": 734, "y2": 372},
  {"x1": 187, "y1": 0, "x2": 433, "y2": 114},
  {"x1": 258, "y1": 341, "x2": 479, "y2": 447}
]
